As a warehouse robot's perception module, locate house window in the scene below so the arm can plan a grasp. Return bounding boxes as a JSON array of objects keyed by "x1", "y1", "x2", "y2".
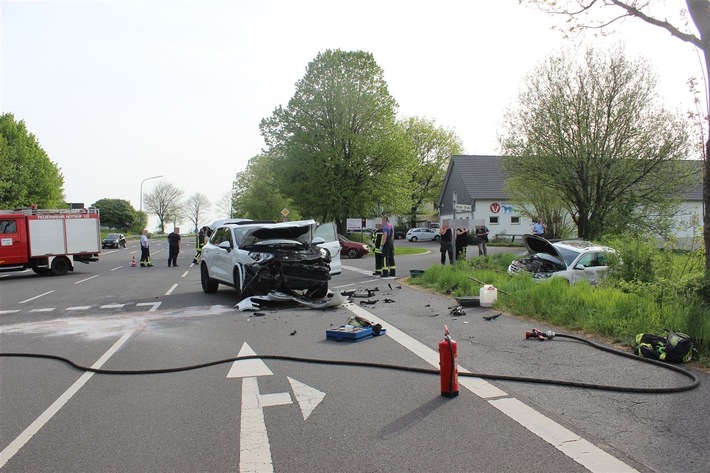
[
  {"x1": 489, "y1": 216, "x2": 499, "y2": 225},
  {"x1": 511, "y1": 216, "x2": 520, "y2": 225}
]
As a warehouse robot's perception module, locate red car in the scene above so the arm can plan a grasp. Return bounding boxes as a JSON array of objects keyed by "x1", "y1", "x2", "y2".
[{"x1": 338, "y1": 234, "x2": 370, "y2": 258}]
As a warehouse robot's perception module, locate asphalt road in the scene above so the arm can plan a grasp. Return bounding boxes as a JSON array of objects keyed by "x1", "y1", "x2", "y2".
[{"x1": 0, "y1": 238, "x2": 708, "y2": 472}]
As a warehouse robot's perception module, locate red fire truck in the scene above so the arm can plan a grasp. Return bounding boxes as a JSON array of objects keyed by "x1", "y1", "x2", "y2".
[{"x1": 0, "y1": 208, "x2": 101, "y2": 276}]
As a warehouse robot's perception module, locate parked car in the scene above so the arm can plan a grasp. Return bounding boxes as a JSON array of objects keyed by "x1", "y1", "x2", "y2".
[
  {"x1": 101, "y1": 233, "x2": 126, "y2": 249},
  {"x1": 507, "y1": 234, "x2": 615, "y2": 285},
  {"x1": 200, "y1": 220, "x2": 339, "y2": 299},
  {"x1": 430, "y1": 223, "x2": 440, "y2": 229},
  {"x1": 338, "y1": 234, "x2": 369, "y2": 258},
  {"x1": 406, "y1": 227, "x2": 440, "y2": 242},
  {"x1": 394, "y1": 228, "x2": 406, "y2": 239}
]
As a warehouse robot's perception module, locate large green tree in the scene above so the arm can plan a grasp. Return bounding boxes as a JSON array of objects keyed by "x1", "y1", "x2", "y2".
[
  {"x1": 0, "y1": 113, "x2": 64, "y2": 209},
  {"x1": 401, "y1": 117, "x2": 463, "y2": 228},
  {"x1": 91, "y1": 198, "x2": 136, "y2": 231},
  {"x1": 232, "y1": 154, "x2": 300, "y2": 221},
  {"x1": 143, "y1": 181, "x2": 184, "y2": 233},
  {"x1": 259, "y1": 49, "x2": 415, "y2": 231},
  {"x1": 521, "y1": 0, "x2": 710, "y2": 266},
  {"x1": 500, "y1": 46, "x2": 696, "y2": 241}
]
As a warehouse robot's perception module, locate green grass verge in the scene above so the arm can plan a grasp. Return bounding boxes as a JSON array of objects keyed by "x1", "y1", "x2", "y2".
[{"x1": 408, "y1": 254, "x2": 710, "y2": 368}]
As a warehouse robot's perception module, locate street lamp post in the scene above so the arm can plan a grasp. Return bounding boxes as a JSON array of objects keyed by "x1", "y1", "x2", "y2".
[{"x1": 140, "y1": 175, "x2": 163, "y2": 215}]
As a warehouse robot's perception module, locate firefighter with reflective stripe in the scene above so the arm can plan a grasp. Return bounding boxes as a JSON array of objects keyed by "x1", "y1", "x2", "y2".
[
  {"x1": 371, "y1": 225, "x2": 384, "y2": 276},
  {"x1": 192, "y1": 226, "x2": 208, "y2": 264},
  {"x1": 380, "y1": 216, "x2": 396, "y2": 277}
]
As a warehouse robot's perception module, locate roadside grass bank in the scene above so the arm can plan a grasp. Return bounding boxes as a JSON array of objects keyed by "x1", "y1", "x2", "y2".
[{"x1": 409, "y1": 252, "x2": 710, "y2": 368}]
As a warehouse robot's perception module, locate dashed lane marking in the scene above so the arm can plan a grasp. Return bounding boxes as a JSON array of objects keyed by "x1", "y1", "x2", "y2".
[
  {"x1": 74, "y1": 275, "x2": 99, "y2": 284},
  {"x1": 18, "y1": 291, "x2": 55, "y2": 304}
]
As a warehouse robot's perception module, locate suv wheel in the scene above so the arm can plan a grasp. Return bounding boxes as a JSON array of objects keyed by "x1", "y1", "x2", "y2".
[{"x1": 201, "y1": 263, "x2": 219, "y2": 293}]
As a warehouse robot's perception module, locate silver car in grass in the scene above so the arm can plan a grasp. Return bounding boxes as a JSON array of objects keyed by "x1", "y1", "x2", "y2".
[
  {"x1": 200, "y1": 219, "x2": 340, "y2": 299},
  {"x1": 507, "y1": 234, "x2": 615, "y2": 285}
]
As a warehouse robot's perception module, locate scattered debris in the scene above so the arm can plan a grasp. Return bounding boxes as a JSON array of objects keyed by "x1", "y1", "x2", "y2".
[
  {"x1": 449, "y1": 306, "x2": 466, "y2": 316},
  {"x1": 384, "y1": 298, "x2": 395, "y2": 303},
  {"x1": 289, "y1": 330, "x2": 297, "y2": 336},
  {"x1": 253, "y1": 312, "x2": 265, "y2": 317},
  {"x1": 236, "y1": 290, "x2": 347, "y2": 311},
  {"x1": 360, "y1": 299, "x2": 379, "y2": 305},
  {"x1": 483, "y1": 312, "x2": 502, "y2": 321}
]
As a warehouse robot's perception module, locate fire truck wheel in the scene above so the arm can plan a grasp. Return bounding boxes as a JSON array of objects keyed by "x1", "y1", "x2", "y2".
[
  {"x1": 50, "y1": 256, "x2": 70, "y2": 276},
  {"x1": 32, "y1": 267, "x2": 51, "y2": 276}
]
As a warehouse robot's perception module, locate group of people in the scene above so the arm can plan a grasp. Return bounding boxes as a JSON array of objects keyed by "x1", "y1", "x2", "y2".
[
  {"x1": 438, "y1": 223, "x2": 490, "y2": 264},
  {"x1": 137, "y1": 226, "x2": 209, "y2": 268}
]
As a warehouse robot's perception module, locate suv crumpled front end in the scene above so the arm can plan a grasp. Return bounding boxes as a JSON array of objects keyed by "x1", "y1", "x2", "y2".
[
  {"x1": 242, "y1": 242, "x2": 331, "y2": 297},
  {"x1": 507, "y1": 234, "x2": 567, "y2": 280}
]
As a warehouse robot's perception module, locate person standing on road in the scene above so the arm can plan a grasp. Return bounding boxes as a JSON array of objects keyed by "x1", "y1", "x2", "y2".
[
  {"x1": 532, "y1": 218, "x2": 546, "y2": 237},
  {"x1": 474, "y1": 224, "x2": 489, "y2": 256},
  {"x1": 371, "y1": 225, "x2": 384, "y2": 276},
  {"x1": 380, "y1": 216, "x2": 396, "y2": 277},
  {"x1": 139, "y1": 229, "x2": 153, "y2": 267},
  {"x1": 455, "y1": 227, "x2": 469, "y2": 260},
  {"x1": 193, "y1": 226, "x2": 207, "y2": 264},
  {"x1": 439, "y1": 223, "x2": 454, "y2": 265},
  {"x1": 167, "y1": 227, "x2": 181, "y2": 267}
]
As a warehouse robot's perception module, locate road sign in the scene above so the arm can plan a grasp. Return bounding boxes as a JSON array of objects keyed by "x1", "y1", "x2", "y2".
[{"x1": 454, "y1": 204, "x2": 472, "y2": 212}]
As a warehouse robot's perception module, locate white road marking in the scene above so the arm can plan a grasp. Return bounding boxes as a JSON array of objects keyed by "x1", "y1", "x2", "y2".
[
  {"x1": 136, "y1": 302, "x2": 162, "y2": 312},
  {"x1": 344, "y1": 302, "x2": 638, "y2": 473},
  {"x1": 490, "y1": 398, "x2": 638, "y2": 472},
  {"x1": 18, "y1": 291, "x2": 55, "y2": 304},
  {"x1": 0, "y1": 331, "x2": 134, "y2": 468},
  {"x1": 228, "y1": 343, "x2": 273, "y2": 378},
  {"x1": 74, "y1": 275, "x2": 99, "y2": 284},
  {"x1": 165, "y1": 283, "x2": 178, "y2": 296},
  {"x1": 110, "y1": 266, "x2": 121, "y2": 271},
  {"x1": 0, "y1": 310, "x2": 20, "y2": 315},
  {"x1": 288, "y1": 377, "x2": 325, "y2": 421},
  {"x1": 240, "y1": 377, "x2": 282, "y2": 473},
  {"x1": 180, "y1": 270, "x2": 189, "y2": 278},
  {"x1": 100, "y1": 304, "x2": 125, "y2": 309},
  {"x1": 66, "y1": 306, "x2": 92, "y2": 311},
  {"x1": 29, "y1": 308, "x2": 55, "y2": 313}
]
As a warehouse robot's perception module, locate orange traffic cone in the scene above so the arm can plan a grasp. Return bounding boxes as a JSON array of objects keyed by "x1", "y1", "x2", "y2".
[{"x1": 131, "y1": 256, "x2": 137, "y2": 267}]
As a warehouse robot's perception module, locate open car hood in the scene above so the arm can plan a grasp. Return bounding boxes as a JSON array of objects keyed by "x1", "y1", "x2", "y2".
[
  {"x1": 522, "y1": 234, "x2": 563, "y2": 260},
  {"x1": 240, "y1": 220, "x2": 317, "y2": 247}
]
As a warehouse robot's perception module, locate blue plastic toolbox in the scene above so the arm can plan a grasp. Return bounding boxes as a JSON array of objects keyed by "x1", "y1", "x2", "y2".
[{"x1": 326, "y1": 326, "x2": 373, "y2": 342}]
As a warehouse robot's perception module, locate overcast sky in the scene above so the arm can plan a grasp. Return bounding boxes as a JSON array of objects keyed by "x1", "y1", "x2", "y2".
[{"x1": 1, "y1": 0, "x2": 704, "y2": 229}]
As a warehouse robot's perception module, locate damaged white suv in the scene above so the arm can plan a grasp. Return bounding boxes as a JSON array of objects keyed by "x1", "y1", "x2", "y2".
[
  {"x1": 507, "y1": 234, "x2": 615, "y2": 285},
  {"x1": 200, "y1": 220, "x2": 340, "y2": 299}
]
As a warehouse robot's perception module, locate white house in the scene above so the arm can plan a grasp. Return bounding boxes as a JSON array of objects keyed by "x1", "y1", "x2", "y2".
[{"x1": 436, "y1": 155, "x2": 703, "y2": 243}]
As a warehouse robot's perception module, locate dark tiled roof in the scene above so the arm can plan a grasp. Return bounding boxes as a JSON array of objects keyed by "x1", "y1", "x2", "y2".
[{"x1": 440, "y1": 155, "x2": 703, "y2": 202}]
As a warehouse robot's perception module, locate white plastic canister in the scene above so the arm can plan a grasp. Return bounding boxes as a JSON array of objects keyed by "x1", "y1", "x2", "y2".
[{"x1": 479, "y1": 284, "x2": 498, "y2": 307}]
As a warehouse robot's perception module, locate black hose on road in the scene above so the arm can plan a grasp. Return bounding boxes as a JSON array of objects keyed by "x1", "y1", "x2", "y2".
[{"x1": 0, "y1": 332, "x2": 700, "y2": 394}]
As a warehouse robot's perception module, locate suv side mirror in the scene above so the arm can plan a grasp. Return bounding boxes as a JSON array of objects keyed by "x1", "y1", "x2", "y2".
[{"x1": 218, "y1": 240, "x2": 232, "y2": 252}]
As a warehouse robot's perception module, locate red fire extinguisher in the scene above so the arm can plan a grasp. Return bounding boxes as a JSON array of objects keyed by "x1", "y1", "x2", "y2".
[{"x1": 439, "y1": 325, "x2": 459, "y2": 398}]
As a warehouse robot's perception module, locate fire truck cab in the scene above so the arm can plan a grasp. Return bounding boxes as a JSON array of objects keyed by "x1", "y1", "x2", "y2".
[{"x1": 0, "y1": 208, "x2": 101, "y2": 276}]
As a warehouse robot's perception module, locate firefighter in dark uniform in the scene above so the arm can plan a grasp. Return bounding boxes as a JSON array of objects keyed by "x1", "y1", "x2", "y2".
[
  {"x1": 380, "y1": 216, "x2": 396, "y2": 277},
  {"x1": 193, "y1": 226, "x2": 208, "y2": 264},
  {"x1": 371, "y1": 225, "x2": 384, "y2": 276}
]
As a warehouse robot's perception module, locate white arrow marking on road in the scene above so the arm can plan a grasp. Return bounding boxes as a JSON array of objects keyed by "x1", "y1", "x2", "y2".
[
  {"x1": 240, "y1": 377, "x2": 289, "y2": 473},
  {"x1": 288, "y1": 377, "x2": 325, "y2": 420},
  {"x1": 228, "y1": 342, "x2": 273, "y2": 378},
  {"x1": 233, "y1": 344, "x2": 326, "y2": 472}
]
